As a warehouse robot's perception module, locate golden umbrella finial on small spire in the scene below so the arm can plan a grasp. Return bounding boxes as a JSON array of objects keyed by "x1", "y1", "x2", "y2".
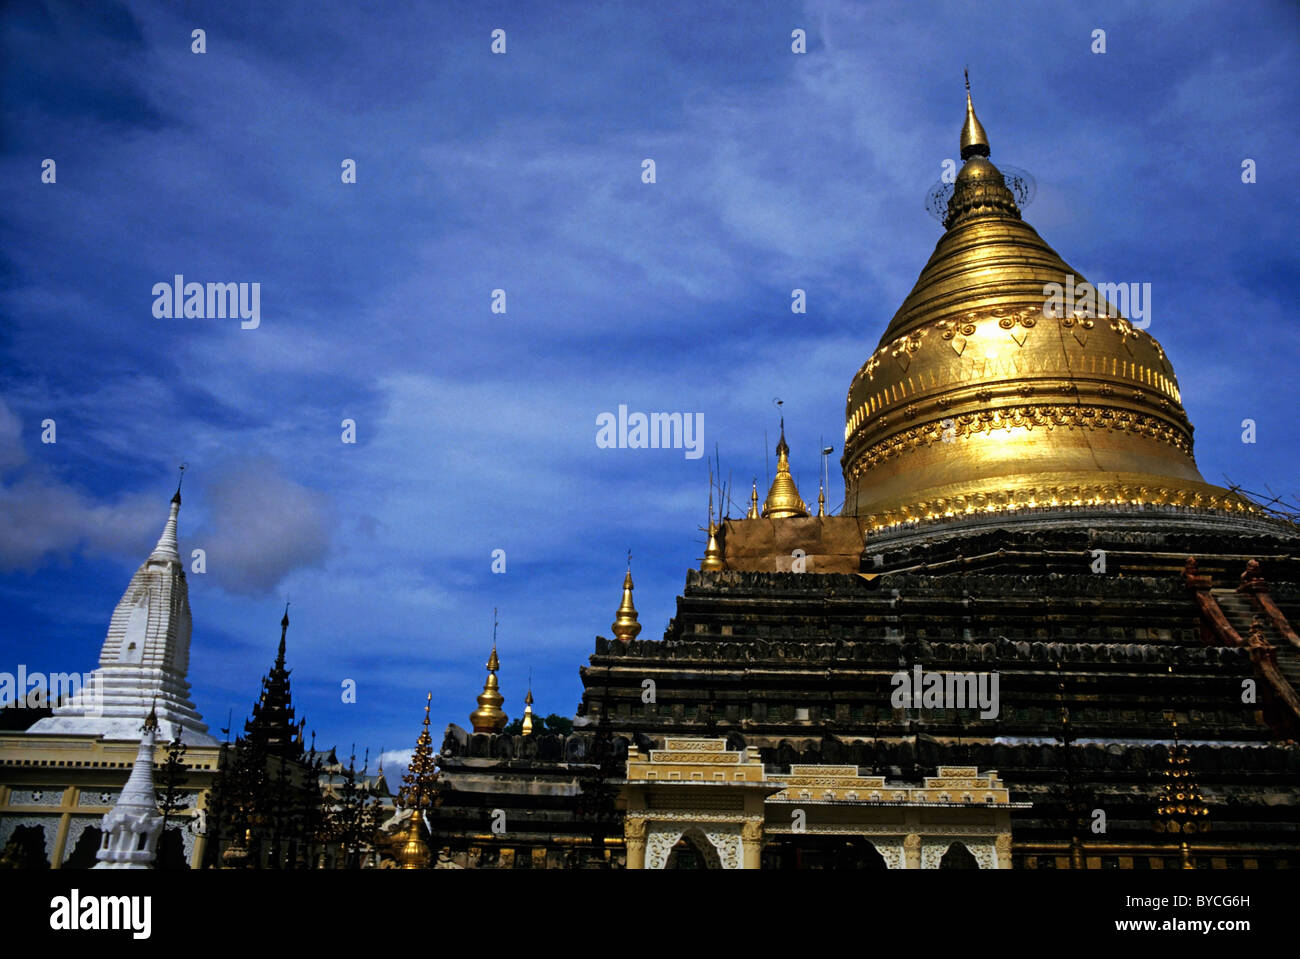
[
  {"x1": 747, "y1": 479, "x2": 760, "y2": 519},
  {"x1": 612, "y1": 552, "x2": 643, "y2": 641},
  {"x1": 469, "y1": 610, "x2": 507, "y2": 733},
  {"x1": 521, "y1": 673, "x2": 535, "y2": 736}
]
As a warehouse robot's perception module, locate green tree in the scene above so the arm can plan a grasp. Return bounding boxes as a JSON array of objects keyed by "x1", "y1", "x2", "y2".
[
  {"x1": 503, "y1": 713, "x2": 574, "y2": 736},
  {"x1": 155, "y1": 732, "x2": 188, "y2": 869}
]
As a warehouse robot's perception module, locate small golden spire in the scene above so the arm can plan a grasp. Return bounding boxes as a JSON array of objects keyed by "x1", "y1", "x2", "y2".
[
  {"x1": 700, "y1": 480, "x2": 725, "y2": 571},
  {"x1": 469, "y1": 613, "x2": 508, "y2": 733},
  {"x1": 818, "y1": 484, "x2": 826, "y2": 517},
  {"x1": 961, "y1": 68, "x2": 990, "y2": 160},
  {"x1": 521, "y1": 685, "x2": 535, "y2": 736},
  {"x1": 747, "y1": 480, "x2": 759, "y2": 519},
  {"x1": 700, "y1": 518, "x2": 725, "y2": 570},
  {"x1": 396, "y1": 692, "x2": 437, "y2": 869},
  {"x1": 761, "y1": 419, "x2": 810, "y2": 519},
  {"x1": 1153, "y1": 712, "x2": 1210, "y2": 868},
  {"x1": 611, "y1": 560, "x2": 643, "y2": 641}
]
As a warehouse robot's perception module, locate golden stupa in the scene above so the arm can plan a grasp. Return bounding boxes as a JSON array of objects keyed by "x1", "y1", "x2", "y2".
[
  {"x1": 762, "y1": 421, "x2": 811, "y2": 519},
  {"x1": 842, "y1": 77, "x2": 1253, "y2": 529},
  {"x1": 469, "y1": 645, "x2": 507, "y2": 733},
  {"x1": 521, "y1": 687, "x2": 535, "y2": 735},
  {"x1": 611, "y1": 568, "x2": 642, "y2": 641}
]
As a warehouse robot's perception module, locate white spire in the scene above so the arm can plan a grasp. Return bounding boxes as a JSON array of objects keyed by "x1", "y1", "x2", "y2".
[
  {"x1": 94, "y1": 707, "x2": 164, "y2": 868},
  {"x1": 27, "y1": 484, "x2": 217, "y2": 745},
  {"x1": 148, "y1": 489, "x2": 181, "y2": 564}
]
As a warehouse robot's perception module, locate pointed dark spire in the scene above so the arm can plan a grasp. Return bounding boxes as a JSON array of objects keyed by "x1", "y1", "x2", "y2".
[
  {"x1": 277, "y1": 601, "x2": 289, "y2": 669},
  {"x1": 243, "y1": 606, "x2": 303, "y2": 759}
]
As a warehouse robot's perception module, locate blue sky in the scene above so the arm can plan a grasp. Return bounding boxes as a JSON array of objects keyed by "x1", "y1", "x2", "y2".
[{"x1": 1, "y1": 0, "x2": 1297, "y2": 773}]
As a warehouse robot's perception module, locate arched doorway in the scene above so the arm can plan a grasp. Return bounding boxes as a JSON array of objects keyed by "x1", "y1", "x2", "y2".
[
  {"x1": 157, "y1": 827, "x2": 189, "y2": 869},
  {"x1": 761, "y1": 835, "x2": 889, "y2": 869},
  {"x1": 666, "y1": 837, "x2": 707, "y2": 869},
  {"x1": 665, "y1": 828, "x2": 722, "y2": 869},
  {"x1": 939, "y1": 842, "x2": 979, "y2": 869},
  {"x1": 62, "y1": 826, "x2": 104, "y2": 869},
  {"x1": 1, "y1": 825, "x2": 51, "y2": 868},
  {"x1": 834, "y1": 838, "x2": 888, "y2": 869}
]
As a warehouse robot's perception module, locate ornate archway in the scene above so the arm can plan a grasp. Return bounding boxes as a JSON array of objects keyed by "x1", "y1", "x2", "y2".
[
  {"x1": 646, "y1": 823, "x2": 740, "y2": 869},
  {"x1": 665, "y1": 828, "x2": 723, "y2": 869},
  {"x1": 938, "y1": 842, "x2": 980, "y2": 869}
]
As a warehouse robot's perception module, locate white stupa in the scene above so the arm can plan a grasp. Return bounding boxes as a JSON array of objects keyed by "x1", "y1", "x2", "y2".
[
  {"x1": 94, "y1": 705, "x2": 164, "y2": 868},
  {"x1": 27, "y1": 483, "x2": 217, "y2": 745}
]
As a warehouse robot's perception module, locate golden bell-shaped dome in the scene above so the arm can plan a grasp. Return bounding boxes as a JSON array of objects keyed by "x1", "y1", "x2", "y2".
[
  {"x1": 611, "y1": 569, "x2": 643, "y2": 641},
  {"x1": 469, "y1": 645, "x2": 507, "y2": 733},
  {"x1": 762, "y1": 422, "x2": 810, "y2": 519},
  {"x1": 841, "y1": 78, "x2": 1253, "y2": 529}
]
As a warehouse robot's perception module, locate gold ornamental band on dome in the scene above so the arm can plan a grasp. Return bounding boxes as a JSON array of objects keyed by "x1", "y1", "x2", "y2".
[
  {"x1": 863, "y1": 478, "x2": 1258, "y2": 530},
  {"x1": 860, "y1": 475, "x2": 1258, "y2": 533},
  {"x1": 840, "y1": 75, "x2": 1249, "y2": 526},
  {"x1": 848, "y1": 310, "x2": 1179, "y2": 409},
  {"x1": 848, "y1": 404, "x2": 1196, "y2": 474}
]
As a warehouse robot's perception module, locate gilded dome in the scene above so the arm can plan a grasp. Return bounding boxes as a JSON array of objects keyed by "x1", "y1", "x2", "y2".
[{"x1": 842, "y1": 82, "x2": 1255, "y2": 530}]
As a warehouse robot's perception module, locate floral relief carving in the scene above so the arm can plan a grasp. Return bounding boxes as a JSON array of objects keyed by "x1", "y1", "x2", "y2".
[{"x1": 61, "y1": 816, "x2": 102, "y2": 863}]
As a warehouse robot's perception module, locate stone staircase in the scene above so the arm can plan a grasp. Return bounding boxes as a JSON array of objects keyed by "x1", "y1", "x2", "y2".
[{"x1": 1212, "y1": 589, "x2": 1300, "y2": 692}]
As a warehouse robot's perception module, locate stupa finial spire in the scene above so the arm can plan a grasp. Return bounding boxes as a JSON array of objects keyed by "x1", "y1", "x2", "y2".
[
  {"x1": 961, "y1": 68, "x2": 990, "y2": 160},
  {"x1": 277, "y1": 600, "x2": 289, "y2": 668},
  {"x1": 150, "y1": 479, "x2": 183, "y2": 563}
]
